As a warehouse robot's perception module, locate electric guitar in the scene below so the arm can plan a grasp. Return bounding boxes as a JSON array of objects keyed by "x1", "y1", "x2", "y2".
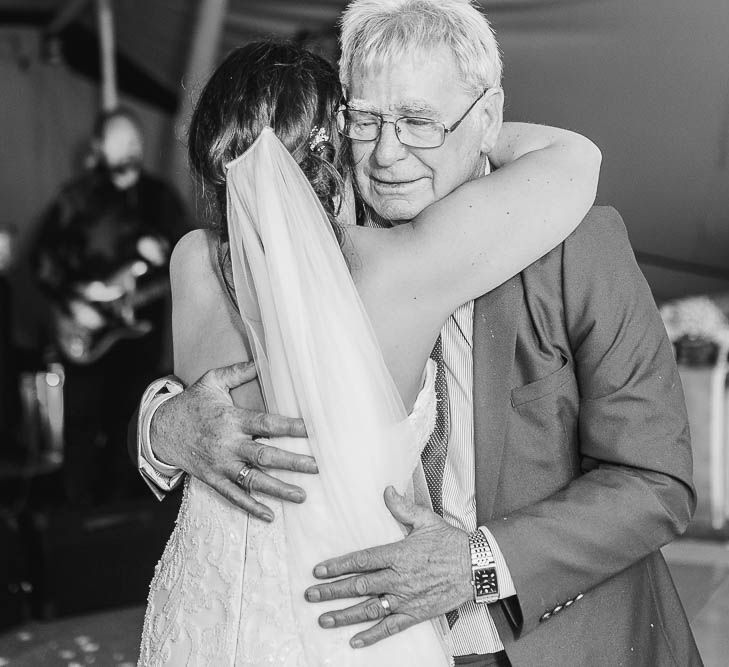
[{"x1": 54, "y1": 259, "x2": 169, "y2": 365}]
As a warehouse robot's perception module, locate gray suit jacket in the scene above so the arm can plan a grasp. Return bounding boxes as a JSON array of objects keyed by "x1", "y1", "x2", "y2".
[{"x1": 467, "y1": 206, "x2": 701, "y2": 665}]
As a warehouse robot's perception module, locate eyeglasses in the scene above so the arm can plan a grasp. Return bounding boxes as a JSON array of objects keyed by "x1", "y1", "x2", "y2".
[{"x1": 336, "y1": 89, "x2": 488, "y2": 149}]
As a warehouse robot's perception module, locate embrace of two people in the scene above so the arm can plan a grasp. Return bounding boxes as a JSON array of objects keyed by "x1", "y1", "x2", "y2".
[{"x1": 133, "y1": 1, "x2": 701, "y2": 665}]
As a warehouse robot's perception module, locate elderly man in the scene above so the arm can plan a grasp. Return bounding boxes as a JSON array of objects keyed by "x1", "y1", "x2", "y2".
[{"x1": 130, "y1": 1, "x2": 700, "y2": 665}]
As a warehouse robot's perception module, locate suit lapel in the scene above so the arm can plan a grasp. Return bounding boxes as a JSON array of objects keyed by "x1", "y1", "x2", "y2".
[{"x1": 472, "y1": 276, "x2": 522, "y2": 525}]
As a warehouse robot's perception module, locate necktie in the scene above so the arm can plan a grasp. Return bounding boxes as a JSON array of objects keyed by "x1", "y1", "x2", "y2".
[
  {"x1": 421, "y1": 336, "x2": 459, "y2": 628},
  {"x1": 421, "y1": 335, "x2": 450, "y2": 517}
]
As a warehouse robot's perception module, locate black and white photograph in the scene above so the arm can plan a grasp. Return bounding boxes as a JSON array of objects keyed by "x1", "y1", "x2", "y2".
[{"x1": 1, "y1": 1, "x2": 728, "y2": 665}]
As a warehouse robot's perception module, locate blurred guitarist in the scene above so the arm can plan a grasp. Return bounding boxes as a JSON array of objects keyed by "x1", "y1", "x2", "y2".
[{"x1": 30, "y1": 107, "x2": 193, "y2": 504}]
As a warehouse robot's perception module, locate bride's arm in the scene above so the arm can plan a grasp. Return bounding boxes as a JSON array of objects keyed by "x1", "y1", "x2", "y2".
[
  {"x1": 487, "y1": 121, "x2": 595, "y2": 171},
  {"x1": 368, "y1": 122, "x2": 601, "y2": 314}
]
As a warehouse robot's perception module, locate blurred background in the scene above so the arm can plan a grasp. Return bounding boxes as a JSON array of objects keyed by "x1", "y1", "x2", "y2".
[{"x1": 0, "y1": 0, "x2": 728, "y2": 665}]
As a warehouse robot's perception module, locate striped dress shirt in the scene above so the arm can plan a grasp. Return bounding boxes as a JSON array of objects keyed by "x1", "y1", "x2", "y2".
[{"x1": 440, "y1": 301, "x2": 516, "y2": 657}]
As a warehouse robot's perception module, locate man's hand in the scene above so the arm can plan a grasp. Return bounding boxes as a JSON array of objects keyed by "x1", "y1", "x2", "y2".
[
  {"x1": 304, "y1": 487, "x2": 472, "y2": 648},
  {"x1": 151, "y1": 361, "x2": 315, "y2": 522}
]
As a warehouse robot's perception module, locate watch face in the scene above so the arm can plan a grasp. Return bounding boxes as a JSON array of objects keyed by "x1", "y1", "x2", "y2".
[{"x1": 474, "y1": 568, "x2": 498, "y2": 596}]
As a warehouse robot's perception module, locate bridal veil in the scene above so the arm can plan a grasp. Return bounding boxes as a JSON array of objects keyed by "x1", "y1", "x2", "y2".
[{"x1": 225, "y1": 127, "x2": 451, "y2": 666}]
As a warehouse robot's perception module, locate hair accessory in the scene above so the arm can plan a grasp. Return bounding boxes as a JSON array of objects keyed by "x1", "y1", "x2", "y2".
[{"x1": 308, "y1": 125, "x2": 330, "y2": 153}]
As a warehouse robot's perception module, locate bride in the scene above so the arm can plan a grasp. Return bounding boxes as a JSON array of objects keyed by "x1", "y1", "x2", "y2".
[{"x1": 139, "y1": 41, "x2": 600, "y2": 666}]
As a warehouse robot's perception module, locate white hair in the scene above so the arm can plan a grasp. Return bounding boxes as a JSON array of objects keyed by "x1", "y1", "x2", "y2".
[{"x1": 339, "y1": 0, "x2": 502, "y2": 95}]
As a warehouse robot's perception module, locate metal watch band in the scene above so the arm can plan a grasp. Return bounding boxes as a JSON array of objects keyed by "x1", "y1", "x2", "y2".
[{"x1": 469, "y1": 528, "x2": 499, "y2": 604}]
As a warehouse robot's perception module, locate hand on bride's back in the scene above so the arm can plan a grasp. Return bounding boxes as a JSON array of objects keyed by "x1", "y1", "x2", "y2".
[{"x1": 151, "y1": 361, "x2": 317, "y2": 521}]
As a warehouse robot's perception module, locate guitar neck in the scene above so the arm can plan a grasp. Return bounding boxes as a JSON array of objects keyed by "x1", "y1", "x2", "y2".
[{"x1": 129, "y1": 280, "x2": 170, "y2": 308}]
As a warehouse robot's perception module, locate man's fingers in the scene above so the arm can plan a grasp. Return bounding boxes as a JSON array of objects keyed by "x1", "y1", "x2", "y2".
[
  {"x1": 242, "y1": 411, "x2": 307, "y2": 439},
  {"x1": 313, "y1": 544, "x2": 392, "y2": 579},
  {"x1": 246, "y1": 439, "x2": 317, "y2": 474},
  {"x1": 213, "y1": 478, "x2": 274, "y2": 522},
  {"x1": 204, "y1": 361, "x2": 258, "y2": 391},
  {"x1": 234, "y1": 465, "x2": 306, "y2": 504},
  {"x1": 305, "y1": 573, "x2": 384, "y2": 603},
  {"x1": 350, "y1": 614, "x2": 414, "y2": 649},
  {"x1": 316, "y1": 595, "x2": 397, "y2": 628}
]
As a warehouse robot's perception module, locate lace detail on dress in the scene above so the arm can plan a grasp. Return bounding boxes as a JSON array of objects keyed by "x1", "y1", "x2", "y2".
[
  {"x1": 139, "y1": 361, "x2": 440, "y2": 667},
  {"x1": 139, "y1": 478, "x2": 250, "y2": 666}
]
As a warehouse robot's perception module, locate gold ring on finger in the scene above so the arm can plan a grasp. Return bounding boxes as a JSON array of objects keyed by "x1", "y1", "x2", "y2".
[{"x1": 378, "y1": 594, "x2": 391, "y2": 616}]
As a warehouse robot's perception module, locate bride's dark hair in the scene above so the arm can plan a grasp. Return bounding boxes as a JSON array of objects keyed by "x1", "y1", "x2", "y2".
[{"x1": 188, "y1": 41, "x2": 345, "y2": 242}]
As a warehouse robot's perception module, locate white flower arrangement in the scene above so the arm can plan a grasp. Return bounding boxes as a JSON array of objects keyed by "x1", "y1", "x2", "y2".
[{"x1": 659, "y1": 296, "x2": 729, "y2": 348}]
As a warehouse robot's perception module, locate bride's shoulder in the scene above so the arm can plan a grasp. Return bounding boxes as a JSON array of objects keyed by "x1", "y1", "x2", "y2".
[
  {"x1": 170, "y1": 228, "x2": 218, "y2": 278},
  {"x1": 170, "y1": 229, "x2": 246, "y2": 381},
  {"x1": 170, "y1": 229, "x2": 220, "y2": 289},
  {"x1": 170, "y1": 228, "x2": 224, "y2": 303}
]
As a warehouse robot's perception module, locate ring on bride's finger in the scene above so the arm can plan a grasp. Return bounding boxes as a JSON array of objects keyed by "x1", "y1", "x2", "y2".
[
  {"x1": 377, "y1": 594, "x2": 392, "y2": 616},
  {"x1": 235, "y1": 462, "x2": 257, "y2": 490}
]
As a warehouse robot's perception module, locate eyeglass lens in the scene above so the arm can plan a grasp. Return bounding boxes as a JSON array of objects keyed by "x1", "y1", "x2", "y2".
[{"x1": 337, "y1": 110, "x2": 444, "y2": 148}]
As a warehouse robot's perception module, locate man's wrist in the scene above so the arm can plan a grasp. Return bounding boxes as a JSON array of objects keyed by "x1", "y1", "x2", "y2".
[
  {"x1": 452, "y1": 529, "x2": 476, "y2": 608},
  {"x1": 144, "y1": 391, "x2": 182, "y2": 471},
  {"x1": 136, "y1": 376, "x2": 185, "y2": 498},
  {"x1": 147, "y1": 392, "x2": 179, "y2": 469}
]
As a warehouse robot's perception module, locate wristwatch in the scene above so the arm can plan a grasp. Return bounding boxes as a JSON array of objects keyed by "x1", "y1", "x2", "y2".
[{"x1": 469, "y1": 528, "x2": 499, "y2": 604}]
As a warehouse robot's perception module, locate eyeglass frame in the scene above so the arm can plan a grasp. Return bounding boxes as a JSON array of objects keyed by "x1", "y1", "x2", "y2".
[{"x1": 336, "y1": 88, "x2": 490, "y2": 149}]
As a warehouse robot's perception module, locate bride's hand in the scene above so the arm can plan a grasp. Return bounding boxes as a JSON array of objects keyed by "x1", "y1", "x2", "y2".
[
  {"x1": 304, "y1": 486, "x2": 473, "y2": 647},
  {"x1": 150, "y1": 361, "x2": 317, "y2": 521}
]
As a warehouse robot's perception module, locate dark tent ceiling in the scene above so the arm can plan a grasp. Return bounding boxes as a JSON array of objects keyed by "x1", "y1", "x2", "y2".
[
  {"x1": 0, "y1": 0, "x2": 581, "y2": 112},
  {"x1": 0, "y1": 0, "x2": 353, "y2": 110},
  {"x1": 0, "y1": 0, "x2": 196, "y2": 111}
]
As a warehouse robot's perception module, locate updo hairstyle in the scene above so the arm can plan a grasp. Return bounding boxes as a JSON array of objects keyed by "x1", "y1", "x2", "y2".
[{"x1": 188, "y1": 41, "x2": 345, "y2": 242}]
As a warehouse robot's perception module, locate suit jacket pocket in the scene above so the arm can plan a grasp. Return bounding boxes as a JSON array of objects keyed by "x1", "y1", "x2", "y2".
[
  {"x1": 502, "y1": 356, "x2": 580, "y2": 506},
  {"x1": 510, "y1": 356, "x2": 574, "y2": 407}
]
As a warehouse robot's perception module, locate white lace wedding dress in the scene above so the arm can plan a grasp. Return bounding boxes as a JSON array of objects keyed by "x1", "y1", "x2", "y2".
[{"x1": 139, "y1": 128, "x2": 452, "y2": 667}]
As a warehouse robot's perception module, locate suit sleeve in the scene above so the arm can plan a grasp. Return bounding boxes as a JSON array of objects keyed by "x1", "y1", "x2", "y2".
[{"x1": 486, "y1": 207, "x2": 695, "y2": 636}]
